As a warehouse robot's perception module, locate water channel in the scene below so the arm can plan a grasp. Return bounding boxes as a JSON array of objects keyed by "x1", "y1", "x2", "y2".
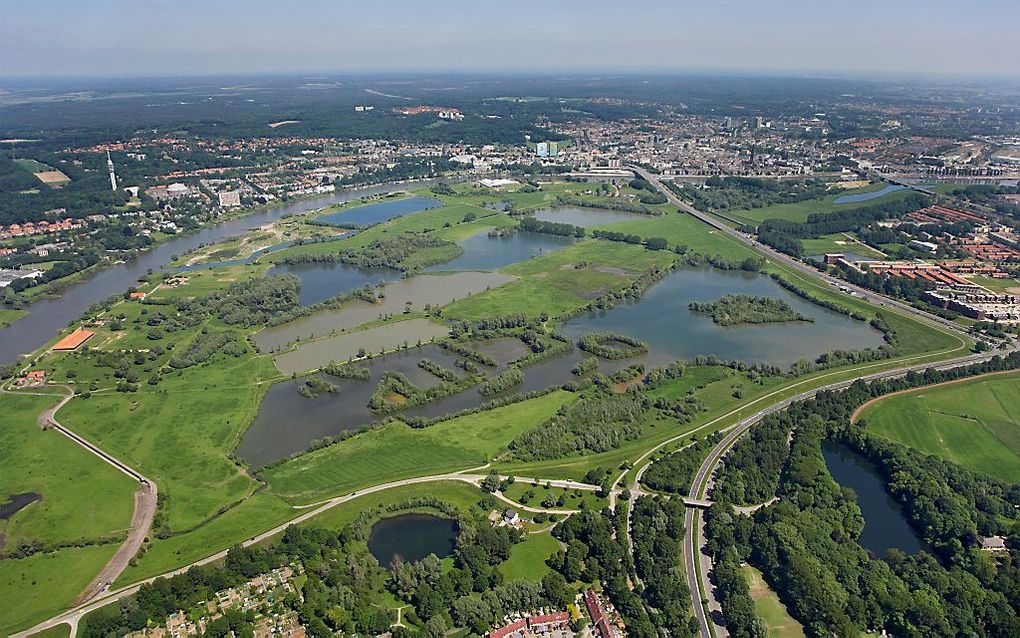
[{"x1": 821, "y1": 441, "x2": 923, "y2": 557}]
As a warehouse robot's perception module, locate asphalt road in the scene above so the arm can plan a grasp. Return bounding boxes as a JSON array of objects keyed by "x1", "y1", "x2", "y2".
[{"x1": 682, "y1": 349, "x2": 1010, "y2": 637}]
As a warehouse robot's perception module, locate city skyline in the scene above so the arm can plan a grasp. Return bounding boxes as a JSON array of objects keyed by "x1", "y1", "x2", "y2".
[{"x1": 2, "y1": 0, "x2": 1019, "y2": 78}]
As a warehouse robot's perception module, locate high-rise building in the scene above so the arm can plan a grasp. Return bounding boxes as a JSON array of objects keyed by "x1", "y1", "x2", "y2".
[
  {"x1": 548, "y1": 141, "x2": 559, "y2": 157},
  {"x1": 536, "y1": 142, "x2": 549, "y2": 157},
  {"x1": 107, "y1": 151, "x2": 117, "y2": 191}
]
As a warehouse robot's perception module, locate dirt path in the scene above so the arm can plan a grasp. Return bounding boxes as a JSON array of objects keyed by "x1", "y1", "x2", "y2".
[
  {"x1": 850, "y1": 367, "x2": 1020, "y2": 424},
  {"x1": 27, "y1": 385, "x2": 159, "y2": 607}
]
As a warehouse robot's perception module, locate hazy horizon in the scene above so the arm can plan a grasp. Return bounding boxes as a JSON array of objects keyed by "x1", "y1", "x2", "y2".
[{"x1": 3, "y1": 0, "x2": 1019, "y2": 79}]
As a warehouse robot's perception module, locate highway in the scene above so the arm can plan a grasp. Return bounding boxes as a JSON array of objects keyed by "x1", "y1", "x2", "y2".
[
  {"x1": 628, "y1": 165, "x2": 994, "y2": 343},
  {"x1": 681, "y1": 348, "x2": 1011, "y2": 637}
]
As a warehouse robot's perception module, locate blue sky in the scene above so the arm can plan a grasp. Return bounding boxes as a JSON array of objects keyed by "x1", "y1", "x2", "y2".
[{"x1": 2, "y1": 0, "x2": 1017, "y2": 78}]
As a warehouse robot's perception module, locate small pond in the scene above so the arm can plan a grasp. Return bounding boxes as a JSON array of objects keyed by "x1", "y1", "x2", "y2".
[
  {"x1": 560, "y1": 267, "x2": 885, "y2": 369},
  {"x1": 0, "y1": 492, "x2": 41, "y2": 520},
  {"x1": 531, "y1": 206, "x2": 651, "y2": 227},
  {"x1": 426, "y1": 231, "x2": 576, "y2": 272},
  {"x1": 317, "y1": 197, "x2": 442, "y2": 226},
  {"x1": 368, "y1": 513, "x2": 458, "y2": 568},
  {"x1": 833, "y1": 185, "x2": 905, "y2": 205},
  {"x1": 267, "y1": 261, "x2": 398, "y2": 307},
  {"x1": 822, "y1": 441, "x2": 923, "y2": 557}
]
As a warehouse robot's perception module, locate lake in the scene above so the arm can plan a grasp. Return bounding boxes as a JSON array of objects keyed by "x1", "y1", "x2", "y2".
[
  {"x1": 317, "y1": 197, "x2": 442, "y2": 226},
  {"x1": 833, "y1": 185, "x2": 905, "y2": 205},
  {"x1": 560, "y1": 267, "x2": 884, "y2": 369},
  {"x1": 822, "y1": 441, "x2": 923, "y2": 557},
  {"x1": 532, "y1": 206, "x2": 652, "y2": 227},
  {"x1": 426, "y1": 230, "x2": 576, "y2": 272},
  {"x1": 237, "y1": 343, "x2": 465, "y2": 467},
  {"x1": 267, "y1": 261, "x2": 398, "y2": 307},
  {"x1": 368, "y1": 513, "x2": 458, "y2": 568},
  {"x1": 0, "y1": 181, "x2": 443, "y2": 364}
]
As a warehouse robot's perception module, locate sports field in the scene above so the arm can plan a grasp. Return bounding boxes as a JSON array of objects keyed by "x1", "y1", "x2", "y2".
[{"x1": 858, "y1": 371, "x2": 1020, "y2": 483}]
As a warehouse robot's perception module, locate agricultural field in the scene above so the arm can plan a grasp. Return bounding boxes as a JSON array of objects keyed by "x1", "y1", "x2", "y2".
[{"x1": 858, "y1": 371, "x2": 1020, "y2": 483}]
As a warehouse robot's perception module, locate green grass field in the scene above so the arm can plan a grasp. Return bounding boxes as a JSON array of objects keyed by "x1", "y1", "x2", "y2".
[
  {"x1": 500, "y1": 482, "x2": 607, "y2": 511},
  {"x1": 264, "y1": 391, "x2": 577, "y2": 504},
  {"x1": 0, "y1": 544, "x2": 118, "y2": 635},
  {"x1": 726, "y1": 184, "x2": 915, "y2": 225},
  {"x1": 443, "y1": 240, "x2": 676, "y2": 320},
  {"x1": 499, "y1": 532, "x2": 560, "y2": 582},
  {"x1": 0, "y1": 308, "x2": 27, "y2": 327},
  {"x1": 58, "y1": 353, "x2": 278, "y2": 532},
  {"x1": 963, "y1": 274, "x2": 1020, "y2": 293},
  {"x1": 743, "y1": 565, "x2": 805, "y2": 638},
  {"x1": 28, "y1": 623, "x2": 71, "y2": 638},
  {"x1": 860, "y1": 372, "x2": 1020, "y2": 483},
  {"x1": 595, "y1": 209, "x2": 759, "y2": 261},
  {"x1": 308, "y1": 481, "x2": 490, "y2": 532},
  {"x1": 800, "y1": 233, "x2": 885, "y2": 258},
  {"x1": 0, "y1": 393, "x2": 135, "y2": 547},
  {"x1": 116, "y1": 491, "x2": 295, "y2": 585}
]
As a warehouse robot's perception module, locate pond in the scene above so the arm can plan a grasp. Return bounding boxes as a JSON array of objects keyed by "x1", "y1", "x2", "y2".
[
  {"x1": 237, "y1": 343, "x2": 465, "y2": 467},
  {"x1": 368, "y1": 513, "x2": 458, "y2": 568},
  {"x1": 426, "y1": 230, "x2": 576, "y2": 272},
  {"x1": 833, "y1": 185, "x2": 905, "y2": 204},
  {"x1": 531, "y1": 205, "x2": 652, "y2": 227},
  {"x1": 0, "y1": 492, "x2": 41, "y2": 520},
  {"x1": 267, "y1": 261, "x2": 399, "y2": 307},
  {"x1": 560, "y1": 267, "x2": 885, "y2": 369},
  {"x1": 317, "y1": 197, "x2": 442, "y2": 226},
  {"x1": 822, "y1": 441, "x2": 923, "y2": 557}
]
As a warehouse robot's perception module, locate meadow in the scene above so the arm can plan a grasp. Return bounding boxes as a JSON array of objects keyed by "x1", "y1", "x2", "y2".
[
  {"x1": 263, "y1": 391, "x2": 576, "y2": 504},
  {"x1": 725, "y1": 184, "x2": 916, "y2": 225},
  {"x1": 859, "y1": 371, "x2": 1020, "y2": 483},
  {"x1": 743, "y1": 565, "x2": 805, "y2": 638}
]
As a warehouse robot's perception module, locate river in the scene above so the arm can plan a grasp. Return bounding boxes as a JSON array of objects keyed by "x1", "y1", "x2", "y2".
[{"x1": 0, "y1": 181, "x2": 441, "y2": 363}]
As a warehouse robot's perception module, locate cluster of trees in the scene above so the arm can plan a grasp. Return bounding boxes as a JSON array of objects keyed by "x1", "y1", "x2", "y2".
[
  {"x1": 680, "y1": 252, "x2": 764, "y2": 272},
  {"x1": 519, "y1": 216, "x2": 585, "y2": 238},
  {"x1": 478, "y1": 366, "x2": 524, "y2": 396},
  {"x1": 168, "y1": 331, "x2": 246, "y2": 369},
  {"x1": 577, "y1": 331, "x2": 648, "y2": 359},
  {"x1": 439, "y1": 341, "x2": 498, "y2": 367},
  {"x1": 297, "y1": 375, "x2": 339, "y2": 399},
  {"x1": 641, "y1": 433, "x2": 722, "y2": 494},
  {"x1": 368, "y1": 370, "x2": 478, "y2": 414},
  {"x1": 671, "y1": 177, "x2": 832, "y2": 212},
  {"x1": 689, "y1": 294, "x2": 811, "y2": 326},
  {"x1": 588, "y1": 228, "x2": 670, "y2": 251},
  {"x1": 321, "y1": 361, "x2": 370, "y2": 380},
  {"x1": 183, "y1": 275, "x2": 302, "y2": 326},
  {"x1": 418, "y1": 358, "x2": 461, "y2": 383},
  {"x1": 553, "y1": 194, "x2": 661, "y2": 216},
  {"x1": 572, "y1": 356, "x2": 599, "y2": 376},
  {"x1": 755, "y1": 193, "x2": 929, "y2": 256},
  {"x1": 769, "y1": 273, "x2": 867, "y2": 320},
  {"x1": 510, "y1": 392, "x2": 647, "y2": 460},
  {"x1": 704, "y1": 351, "x2": 1020, "y2": 637},
  {"x1": 282, "y1": 235, "x2": 458, "y2": 272}
]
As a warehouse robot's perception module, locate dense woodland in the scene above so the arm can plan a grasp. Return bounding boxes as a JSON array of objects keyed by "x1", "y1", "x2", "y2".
[
  {"x1": 672, "y1": 176, "x2": 832, "y2": 212},
  {"x1": 510, "y1": 392, "x2": 648, "y2": 460},
  {"x1": 705, "y1": 352, "x2": 1020, "y2": 637},
  {"x1": 689, "y1": 294, "x2": 811, "y2": 326}
]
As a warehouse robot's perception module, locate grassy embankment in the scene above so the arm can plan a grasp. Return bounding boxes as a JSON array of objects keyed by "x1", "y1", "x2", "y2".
[{"x1": 858, "y1": 371, "x2": 1020, "y2": 483}]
